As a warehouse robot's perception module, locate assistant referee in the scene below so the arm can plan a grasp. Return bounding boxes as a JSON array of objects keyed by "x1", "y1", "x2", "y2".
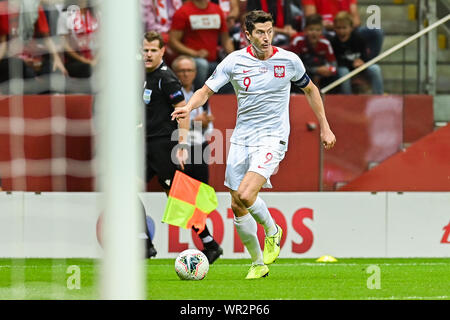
[{"x1": 142, "y1": 31, "x2": 223, "y2": 263}]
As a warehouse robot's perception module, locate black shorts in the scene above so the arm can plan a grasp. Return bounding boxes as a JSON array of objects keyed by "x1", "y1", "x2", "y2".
[
  {"x1": 183, "y1": 142, "x2": 210, "y2": 184},
  {"x1": 146, "y1": 136, "x2": 178, "y2": 190}
]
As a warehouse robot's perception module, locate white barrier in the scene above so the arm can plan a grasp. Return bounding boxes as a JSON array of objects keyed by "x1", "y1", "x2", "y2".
[{"x1": 0, "y1": 192, "x2": 449, "y2": 258}]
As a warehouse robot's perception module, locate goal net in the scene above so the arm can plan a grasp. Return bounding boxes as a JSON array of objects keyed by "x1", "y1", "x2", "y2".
[{"x1": 0, "y1": 0, "x2": 144, "y2": 299}]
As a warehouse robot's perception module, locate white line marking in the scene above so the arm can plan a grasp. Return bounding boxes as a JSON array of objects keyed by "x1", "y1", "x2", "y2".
[{"x1": 368, "y1": 296, "x2": 450, "y2": 300}]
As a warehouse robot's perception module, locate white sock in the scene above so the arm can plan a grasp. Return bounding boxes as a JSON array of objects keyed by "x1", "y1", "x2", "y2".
[
  {"x1": 247, "y1": 196, "x2": 277, "y2": 237},
  {"x1": 234, "y1": 214, "x2": 263, "y2": 265}
]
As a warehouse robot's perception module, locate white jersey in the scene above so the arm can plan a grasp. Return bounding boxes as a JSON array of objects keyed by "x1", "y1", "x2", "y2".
[{"x1": 205, "y1": 46, "x2": 309, "y2": 151}]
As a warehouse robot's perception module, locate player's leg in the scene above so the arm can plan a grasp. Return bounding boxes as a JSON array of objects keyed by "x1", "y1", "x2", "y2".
[
  {"x1": 236, "y1": 172, "x2": 282, "y2": 265},
  {"x1": 225, "y1": 143, "x2": 269, "y2": 278},
  {"x1": 230, "y1": 189, "x2": 268, "y2": 279},
  {"x1": 236, "y1": 171, "x2": 278, "y2": 237},
  {"x1": 242, "y1": 146, "x2": 286, "y2": 264}
]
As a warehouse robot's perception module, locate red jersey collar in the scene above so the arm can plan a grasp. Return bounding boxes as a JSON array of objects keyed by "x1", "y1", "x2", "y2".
[{"x1": 246, "y1": 45, "x2": 278, "y2": 59}]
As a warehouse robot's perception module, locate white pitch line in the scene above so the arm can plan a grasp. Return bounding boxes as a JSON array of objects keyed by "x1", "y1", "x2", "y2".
[
  {"x1": 1, "y1": 262, "x2": 448, "y2": 268},
  {"x1": 210, "y1": 262, "x2": 449, "y2": 267},
  {"x1": 0, "y1": 264, "x2": 96, "y2": 269},
  {"x1": 368, "y1": 296, "x2": 450, "y2": 300}
]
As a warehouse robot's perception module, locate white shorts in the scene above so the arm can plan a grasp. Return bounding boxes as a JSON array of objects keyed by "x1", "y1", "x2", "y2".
[{"x1": 224, "y1": 143, "x2": 286, "y2": 191}]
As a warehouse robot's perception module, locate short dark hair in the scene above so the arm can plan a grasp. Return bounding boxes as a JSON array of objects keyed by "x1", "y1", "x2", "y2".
[
  {"x1": 144, "y1": 31, "x2": 164, "y2": 48},
  {"x1": 244, "y1": 10, "x2": 274, "y2": 34},
  {"x1": 305, "y1": 14, "x2": 323, "y2": 28}
]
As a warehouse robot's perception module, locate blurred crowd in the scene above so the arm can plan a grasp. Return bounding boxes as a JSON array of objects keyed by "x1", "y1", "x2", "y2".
[{"x1": 0, "y1": 0, "x2": 384, "y2": 95}]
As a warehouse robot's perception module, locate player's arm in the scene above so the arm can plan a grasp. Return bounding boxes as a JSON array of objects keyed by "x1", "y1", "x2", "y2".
[
  {"x1": 171, "y1": 85, "x2": 214, "y2": 121},
  {"x1": 301, "y1": 81, "x2": 336, "y2": 150}
]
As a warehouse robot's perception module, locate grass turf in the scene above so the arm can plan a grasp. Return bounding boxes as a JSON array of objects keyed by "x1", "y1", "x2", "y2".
[{"x1": 0, "y1": 258, "x2": 448, "y2": 300}]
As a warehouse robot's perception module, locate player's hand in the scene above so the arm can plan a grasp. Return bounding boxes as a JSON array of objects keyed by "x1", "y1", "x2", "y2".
[
  {"x1": 321, "y1": 128, "x2": 336, "y2": 150},
  {"x1": 176, "y1": 145, "x2": 189, "y2": 170},
  {"x1": 171, "y1": 105, "x2": 191, "y2": 122}
]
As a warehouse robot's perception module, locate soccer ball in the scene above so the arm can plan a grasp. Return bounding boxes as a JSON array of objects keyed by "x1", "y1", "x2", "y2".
[{"x1": 175, "y1": 249, "x2": 209, "y2": 280}]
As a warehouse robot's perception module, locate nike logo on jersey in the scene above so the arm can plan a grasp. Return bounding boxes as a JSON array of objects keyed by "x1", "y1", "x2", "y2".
[
  {"x1": 257, "y1": 165, "x2": 265, "y2": 169},
  {"x1": 243, "y1": 69, "x2": 251, "y2": 74}
]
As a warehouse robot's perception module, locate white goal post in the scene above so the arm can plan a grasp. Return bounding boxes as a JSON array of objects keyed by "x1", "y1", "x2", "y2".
[{"x1": 97, "y1": 0, "x2": 145, "y2": 299}]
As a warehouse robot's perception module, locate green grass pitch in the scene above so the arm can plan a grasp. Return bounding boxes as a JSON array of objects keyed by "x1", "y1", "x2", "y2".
[{"x1": 0, "y1": 258, "x2": 448, "y2": 300}]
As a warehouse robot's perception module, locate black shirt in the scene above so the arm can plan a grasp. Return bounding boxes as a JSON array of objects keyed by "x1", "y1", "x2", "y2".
[
  {"x1": 330, "y1": 30, "x2": 369, "y2": 70},
  {"x1": 143, "y1": 62, "x2": 185, "y2": 138}
]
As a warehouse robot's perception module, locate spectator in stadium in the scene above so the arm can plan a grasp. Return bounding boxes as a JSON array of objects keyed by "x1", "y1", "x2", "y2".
[
  {"x1": 210, "y1": 0, "x2": 240, "y2": 31},
  {"x1": 172, "y1": 55, "x2": 215, "y2": 185},
  {"x1": 141, "y1": 0, "x2": 182, "y2": 33},
  {"x1": 231, "y1": 16, "x2": 249, "y2": 50},
  {"x1": 303, "y1": 0, "x2": 384, "y2": 60},
  {"x1": 41, "y1": 0, "x2": 63, "y2": 36},
  {"x1": 0, "y1": 0, "x2": 67, "y2": 91},
  {"x1": 140, "y1": 0, "x2": 182, "y2": 66},
  {"x1": 289, "y1": 14, "x2": 337, "y2": 90},
  {"x1": 246, "y1": 0, "x2": 302, "y2": 46},
  {"x1": 57, "y1": 0, "x2": 99, "y2": 78},
  {"x1": 169, "y1": 0, "x2": 234, "y2": 91},
  {"x1": 330, "y1": 11, "x2": 383, "y2": 94},
  {"x1": 0, "y1": 30, "x2": 36, "y2": 90},
  {"x1": 143, "y1": 31, "x2": 223, "y2": 263}
]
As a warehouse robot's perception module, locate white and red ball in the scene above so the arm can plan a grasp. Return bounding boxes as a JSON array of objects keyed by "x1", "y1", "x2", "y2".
[{"x1": 175, "y1": 249, "x2": 209, "y2": 280}]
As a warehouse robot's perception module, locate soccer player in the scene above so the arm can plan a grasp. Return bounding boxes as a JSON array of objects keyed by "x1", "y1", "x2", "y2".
[
  {"x1": 142, "y1": 31, "x2": 223, "y2": 263},
  {"x1": 171, "y1": 11, "x2": 336, "y2": 279}
]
